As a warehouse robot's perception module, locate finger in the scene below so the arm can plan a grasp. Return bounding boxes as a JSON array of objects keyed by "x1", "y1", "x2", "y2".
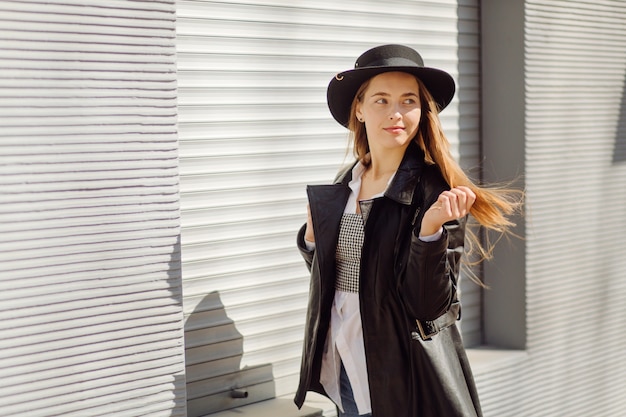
[
  {"x1": 456, "y1": 186, "x2": 476, "y2": 206},
  {"x1": 442, "y1": 191, "x2": 461, "y2": 218},
  {"x1": 438, "y1": 193, "x2": 455, "y2": 218},
  {"x1": 452, "y1": 186, "x2": 477, "y2": 215},
  {"x1": 450, "y1": 188, "x2": 468, "y2": 213},
  {"x1": 305, "y1": 204, "x2": 315, "y2": 242}
]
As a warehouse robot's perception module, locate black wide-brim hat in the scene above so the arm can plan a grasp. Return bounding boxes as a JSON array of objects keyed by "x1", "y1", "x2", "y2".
[{"x1": 327, "y1": 44, "x2": 456, "y2": 127}]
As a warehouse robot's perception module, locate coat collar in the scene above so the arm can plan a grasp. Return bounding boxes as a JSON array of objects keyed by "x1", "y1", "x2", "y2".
[{"x1": 335, "y1": 142, "x2": 426, "y2": 205}]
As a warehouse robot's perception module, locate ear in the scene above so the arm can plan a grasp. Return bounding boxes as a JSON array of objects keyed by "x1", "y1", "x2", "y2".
[{"x1": 355, "y1": 103, "x2": 363, "y2": 122}]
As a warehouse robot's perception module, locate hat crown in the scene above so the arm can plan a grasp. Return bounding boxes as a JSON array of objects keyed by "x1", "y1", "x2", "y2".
[{"x1": 354, "y1": 44, "x2": 425, "y2": 69}]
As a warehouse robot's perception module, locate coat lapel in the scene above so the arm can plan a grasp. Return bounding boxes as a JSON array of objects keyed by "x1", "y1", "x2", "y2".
[
  {"x1": 306, "y1": 183, "x2": 351, "y2": 253},
  {"x1": 306, "y1": 182, "x2": 351, "y2": 299}
]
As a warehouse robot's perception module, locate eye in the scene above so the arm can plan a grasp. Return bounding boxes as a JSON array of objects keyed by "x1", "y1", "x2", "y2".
[
  {"x1": 375, "y1": 98, "x2": 387, "y2": 104},
  {"x1": 404, "y1": 98, "x2": 417, "y2": 105}
]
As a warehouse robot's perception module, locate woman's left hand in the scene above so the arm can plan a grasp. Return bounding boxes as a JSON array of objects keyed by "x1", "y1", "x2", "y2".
[{"x1": 419, "y1": 186, "x2": 476, "y2": 237}]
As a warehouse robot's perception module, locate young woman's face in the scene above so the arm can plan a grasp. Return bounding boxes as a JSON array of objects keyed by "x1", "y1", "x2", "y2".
[{"x1": 355, "y1": 71, "x2": 421, "y2": 154}]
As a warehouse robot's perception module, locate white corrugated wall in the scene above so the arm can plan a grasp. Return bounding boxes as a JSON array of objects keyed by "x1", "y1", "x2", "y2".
[
  {"x1": 0, "y1": 1, "x2": 186, "y2": 416},
  {"x1": 176, "y1": 0, "x2": 481, "y2": 415},
  {"x1": 475, "y1": 1, "x2": 626, "y2": 416}
]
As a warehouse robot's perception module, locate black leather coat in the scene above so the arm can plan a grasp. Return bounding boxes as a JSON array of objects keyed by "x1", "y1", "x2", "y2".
[{"x1": 294, "y1": 143, "x2": 482, "y2": 417}]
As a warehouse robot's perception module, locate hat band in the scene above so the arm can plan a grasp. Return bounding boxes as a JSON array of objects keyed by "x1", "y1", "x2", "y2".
[{"x1": 358, "y1": 56, "x2": 421, "y2": 68}]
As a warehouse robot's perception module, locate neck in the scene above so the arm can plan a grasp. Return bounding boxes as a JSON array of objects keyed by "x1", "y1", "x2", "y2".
[{"x1": 367, "y1": 147, "x2": 406, "y2": 179}]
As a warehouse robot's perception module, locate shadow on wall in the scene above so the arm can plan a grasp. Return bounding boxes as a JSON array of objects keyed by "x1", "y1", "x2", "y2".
[
  {"x1": 169, "y1": 236, "x2": 189, "y2": 417},
  {"x1": 183, "y1": 292, "x2": 276, "y2": 416},
  {"x1": 613, "y1": 76, "x2": 626, "y2": 163}
]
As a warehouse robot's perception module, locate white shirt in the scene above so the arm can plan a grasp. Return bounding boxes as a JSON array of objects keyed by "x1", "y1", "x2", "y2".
[{"x1": 305, "y1": 161, "x2": 442, "y2": 414}]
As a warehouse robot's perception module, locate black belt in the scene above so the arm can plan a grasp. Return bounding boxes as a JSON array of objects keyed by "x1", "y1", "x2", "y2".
[{"x1": 413, "y1": 302, "x2": 461, "y2": 341}]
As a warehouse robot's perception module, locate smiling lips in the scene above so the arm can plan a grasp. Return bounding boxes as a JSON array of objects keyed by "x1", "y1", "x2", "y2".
[{"x1": 384, "y1": 126, "x2": 405, "y2": 134}]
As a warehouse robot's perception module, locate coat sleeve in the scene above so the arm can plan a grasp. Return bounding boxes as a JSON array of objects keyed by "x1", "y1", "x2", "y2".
[
  {"x1": 399, "y1": 169, "x2": 467, "y2": 321},
  {"x1": 401, "y1": 217, "x2": 466, "y2": 321},
  {"x1": 296, "y1": 223, "x2": 315, "y2": 272}
]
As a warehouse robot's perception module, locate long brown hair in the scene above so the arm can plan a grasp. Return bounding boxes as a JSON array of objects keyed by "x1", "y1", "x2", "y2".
[{"x1": 348, "y1": 75, "x2": 522, "y2": 268}]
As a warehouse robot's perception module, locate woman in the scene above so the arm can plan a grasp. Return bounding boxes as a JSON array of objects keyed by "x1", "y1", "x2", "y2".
[{"x1": 294, "y1": 45, "x2": 519, "y2": 417}]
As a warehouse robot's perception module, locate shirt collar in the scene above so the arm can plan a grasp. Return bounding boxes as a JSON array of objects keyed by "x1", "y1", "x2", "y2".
[{"x1": 336, "y1": 142, "x2": 425, "y2": 205}]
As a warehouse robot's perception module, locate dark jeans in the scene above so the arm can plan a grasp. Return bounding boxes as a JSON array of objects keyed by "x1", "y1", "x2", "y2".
[{"x1": 337, "y1": 362, "x2": 372, "y2": 417}]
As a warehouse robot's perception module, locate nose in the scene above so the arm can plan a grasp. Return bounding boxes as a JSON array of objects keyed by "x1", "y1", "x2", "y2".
[
  {"x1": 389, "y1": 103, "x2": 402, "y2": 120},
  {"x1": 389, "y1": 109, "x2": 402, "y2": 120}
]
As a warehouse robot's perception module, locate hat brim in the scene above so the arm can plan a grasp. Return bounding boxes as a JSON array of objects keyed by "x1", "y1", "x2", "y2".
[{"x1": 327, "y1": 66, "x2": 455, "y2": 128}]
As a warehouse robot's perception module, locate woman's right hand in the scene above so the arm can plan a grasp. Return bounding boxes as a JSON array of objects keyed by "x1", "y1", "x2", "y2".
[{"x1": 304, "y1": 204, "x2": 315, "y2": 243}]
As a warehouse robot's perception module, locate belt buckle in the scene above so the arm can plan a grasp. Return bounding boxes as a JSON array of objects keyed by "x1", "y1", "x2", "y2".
[{"x1": 415, "y1": 319, "x2": 438, "y2": 341}]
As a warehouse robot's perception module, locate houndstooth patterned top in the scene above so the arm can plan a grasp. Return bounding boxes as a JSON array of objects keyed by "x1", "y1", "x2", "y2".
[{"x1": 335, "y1": 213, "x2": 365, "y2": 293}]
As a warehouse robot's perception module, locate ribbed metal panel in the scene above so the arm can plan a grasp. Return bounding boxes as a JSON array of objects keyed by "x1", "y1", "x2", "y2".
[
  {"x1": 477, "y1": 1, "x2": 626, "y2": 416},
  {"x1": 0, "y1": 1, "x2": 185, "y2": 416},
  {"x1": 456, "y1": 0, "x2": 483, "y2": 348},
  {"x1": 176, "y1": 0, "x2": 480, "y2": 414},
  {"x1": 524, "y1": 1, "x2": 626, "y2": 415}
]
